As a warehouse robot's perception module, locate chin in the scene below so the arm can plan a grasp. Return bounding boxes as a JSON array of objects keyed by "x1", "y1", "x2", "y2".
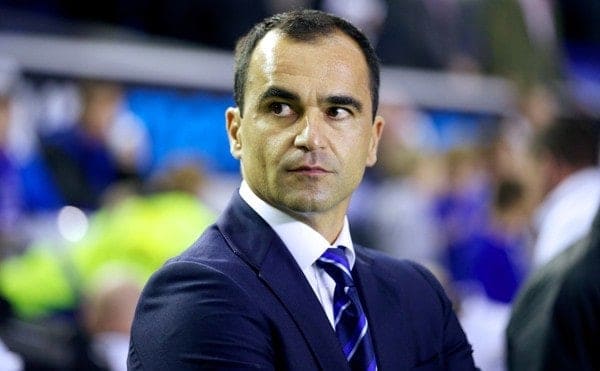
[{"x1": 280, "y1": 192, "x2": 338, "y2": 214}]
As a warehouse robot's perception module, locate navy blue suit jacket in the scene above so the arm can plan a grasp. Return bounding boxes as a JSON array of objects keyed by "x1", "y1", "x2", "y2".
[{"x1": 128, "y1": 193, "x2": 476, "y2": 370}]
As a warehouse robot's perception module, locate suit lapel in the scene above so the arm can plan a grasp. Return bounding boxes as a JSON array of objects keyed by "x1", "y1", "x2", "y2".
[
  {"x1": 353, "y1": 248, "x2": 414, "y2": 369},
  {"x1": 217, "y1": 193, "x2": 349, "y2": 371},
  {"x1": 259, "y1": 240, "x2": 350, "y2": 370}
]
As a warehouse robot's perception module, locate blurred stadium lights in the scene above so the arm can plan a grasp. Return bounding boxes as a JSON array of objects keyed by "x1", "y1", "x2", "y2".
[
  {"x1": 0, "y1": 31, "x2": 234, "y2": 91},
  {"x1": 57, "y1": 206, "x2": 89, "y2": 243},
  {"x1": 0, "y1": 31, "x2": 516, "y2": 115},
  {"x1": 380, "y1": 67, "x2": 516, "y2": 115}
]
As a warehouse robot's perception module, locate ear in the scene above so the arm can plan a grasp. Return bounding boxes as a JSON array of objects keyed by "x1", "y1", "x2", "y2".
[
  {"x1": 226, "y1": 107, "x2": 243, "y2": 159},
  {"x1": 366, "y1": 115, "x2": 385, "y2": 167}
]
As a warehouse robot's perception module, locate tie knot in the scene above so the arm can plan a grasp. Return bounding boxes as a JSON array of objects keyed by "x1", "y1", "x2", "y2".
[{"x1": 317, "y1": 247, "x2": 354, "y2": 288}]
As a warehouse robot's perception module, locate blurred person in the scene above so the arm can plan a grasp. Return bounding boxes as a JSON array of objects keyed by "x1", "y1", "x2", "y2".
[
  {"x1": 483, "y1": 0, "x2": 563, "y2": 95},
  {"x1": 434, "y1": 147, "x2": 492, "y2": 287},
  {"x1": 430, "y1": 146, "x2": 533, "y2": 370},
  {"x1": 465, "y1": 178, "x2": 530, "y2": 304},
  {"x1": 0, "y1": 122, "x2": 209, "y2": 371},
  {"x1": 142, "y1": 153, "x2": 239, "y2": 214},
  {"x1": 83, "y1": 273, "x2": 142, "y2": 371},
  {"x1": 0, "y1": 246, "x2": 105, "y2": 371},
  {"x1": 530, "y1": 117, "x2": 600, "y2": 267},
  {"x1": 538, "y1": 205, "x2": 600, "y2": 370},
  {"x1": 487, "y1": 113, "x2": 537, "y2": 202},
  {"x1": 129, "y1": 9, "x2": 477, "y2": 370},
  {"x1": 70, "y1": 190, "x2": 216, "y2": 292},
  {"x1": 0, "y1": 174, "x2": 215, "y2": 321},
  {"x1": 363, "y1": 94, "x2": 443, "y2": 264},
  {"x1": 144, "y1": 155, "x2": 208, "y2": 200},
  {"x1": 506, "y1": 203, "x2": 600, "y2": 371},
  {"x1": 377, "y1": 0, "x2": 563, "y2": 91},
  {"x1": 0, "y1": 159, "x2": 215, "y2": 322},
  {"x1": 359, "y1": 149, "x2": 443, "y2": 262},
  {"x1": 0, "y1": 190, "x2": 214, "y2": 369},
  {"x1": 376, "y1": 0, "x2": 487, "y2": 72},
  {"x1": 20, "y1": 80, "x2": 149, "y2": 212},
  {"x1": 457, "y1": 178, "x2": 531, "y2": 371},
  {"x1": 486, "y1": 86, "x2": 559, "y2": 229}
]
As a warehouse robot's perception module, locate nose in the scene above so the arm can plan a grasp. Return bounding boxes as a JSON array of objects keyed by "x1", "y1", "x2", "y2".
[{"x1": 294, "y1": 112, "x2": 325, "y2": 151}]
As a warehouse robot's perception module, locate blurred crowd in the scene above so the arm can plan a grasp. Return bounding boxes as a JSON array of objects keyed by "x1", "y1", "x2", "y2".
[
  {"x1": 0, "y1": 75, "x2": 219, "y2": 370},
  {"x1": 1, "y1": 1, "x2": 600, "y2": 370}
]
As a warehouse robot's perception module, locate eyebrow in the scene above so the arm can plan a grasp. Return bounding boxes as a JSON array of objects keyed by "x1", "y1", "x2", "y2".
[
  {"x1": 258, "y1": 86, "x2": 300, "y2": 103},
  {"x1": 258, "y1": 86, "x2": 363, "y2": 113},
  {"x1": 325, "y1": 95, "x2": 363, "y2": 113}
]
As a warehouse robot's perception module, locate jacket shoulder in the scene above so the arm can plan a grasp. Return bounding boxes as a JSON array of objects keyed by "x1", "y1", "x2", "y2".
[{"x1": 129, "y1": 226, "x2": 273, "y2": 370}]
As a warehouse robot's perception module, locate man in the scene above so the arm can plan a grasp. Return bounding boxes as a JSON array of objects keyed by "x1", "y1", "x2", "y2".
[
  {"x1": 506, "y1": 118, "x2": 600, "y2": 371},
  {"x1": 506, "y1": 206, "x2": 600, "y2": 371},
  {"x1": 529, "y1": 118, "x2": 600, "y2": 267},
  {"x1": 540, "y1": 205, "x2": 600, "y2": 371},
  {"x1": 21, "y1": 80, "x2": 149, "y2": 212},
  {"x1": 128, "y1": 9, "x2": 476, "y2": 370}
]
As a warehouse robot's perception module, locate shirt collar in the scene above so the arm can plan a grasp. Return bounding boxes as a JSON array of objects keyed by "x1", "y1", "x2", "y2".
[
  {"x1": 535, "y1": 167, "x2": 600, "y2": 228},
  {"x1": 239, "y1": 180, "x2": 356, "y2": 270}
]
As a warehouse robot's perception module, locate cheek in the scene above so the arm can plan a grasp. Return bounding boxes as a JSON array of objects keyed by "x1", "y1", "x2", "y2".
[
  {"x1": 258, "y1": 125, "x2": 294, "y2": 155},
  {"x1": 337, "y1": 136, "x2": 371, "y2": 175},
  {"x1": 243, "y1": 129, "x2": 287, "y2": 167},
  {"x1": 348, "y1": 132, "x2": 373, "y2": 158}
]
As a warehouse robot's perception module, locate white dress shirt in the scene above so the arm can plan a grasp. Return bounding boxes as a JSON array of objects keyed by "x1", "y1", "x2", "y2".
[
  {"x1": 239, "y1": 181, "x2": 355, "y2": 328},
  {"x1": 0, "y1": 338, "x2": 23, "y2": 371},
  {"x1": 533, "y1": 167, "x2": 600, "y2": 267}
]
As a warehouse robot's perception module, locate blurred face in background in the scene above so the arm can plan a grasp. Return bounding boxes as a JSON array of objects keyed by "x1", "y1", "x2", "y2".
[
  {"x1": 226, "y1": 29, "x2": 384, "y2": 223},
  {"x1": 80, "y1": 82, "x2": 123, "y2": 140}
]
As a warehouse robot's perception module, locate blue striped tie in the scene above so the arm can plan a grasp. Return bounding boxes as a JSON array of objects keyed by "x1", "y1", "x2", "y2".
[{"x1": 317, "y1": 247, "x2": 378, "y2": 371}]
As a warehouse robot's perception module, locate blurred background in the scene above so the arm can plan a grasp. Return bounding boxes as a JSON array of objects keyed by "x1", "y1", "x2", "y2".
[{"x1": 0, "y1": 1, "x2": 599, "y2": 370}]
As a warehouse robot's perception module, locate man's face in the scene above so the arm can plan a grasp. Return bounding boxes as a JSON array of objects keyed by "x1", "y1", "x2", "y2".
[{"x1": 226, "y1": 30, "x2": 384, "y2": 218}]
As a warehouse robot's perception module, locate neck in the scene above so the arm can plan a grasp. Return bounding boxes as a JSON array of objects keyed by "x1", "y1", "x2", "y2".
[
  {"x1": 284, "y1": 209, "x2": 346, "y2": 244},
  {"x1": 239, "y1": 180, "x2": 349, "y2": 244}
]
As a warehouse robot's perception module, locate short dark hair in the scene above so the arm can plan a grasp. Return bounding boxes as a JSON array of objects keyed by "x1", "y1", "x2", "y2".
[
  {"x1": 233, "y1": 9, "x2": 380, "y2": 119},
  {"x1": 533, "y1": 117, "x2": 600, "y2": 168}
]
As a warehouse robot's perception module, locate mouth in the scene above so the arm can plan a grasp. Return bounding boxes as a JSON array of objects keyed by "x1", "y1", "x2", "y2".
[{"x1": 288, "y1": 165, "x2": 333, "y2": 176}]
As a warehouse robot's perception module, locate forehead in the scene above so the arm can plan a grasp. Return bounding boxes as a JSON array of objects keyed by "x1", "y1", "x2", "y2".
[{"x1": 245, "y1": 29, "x2": 371, "y2": 103}]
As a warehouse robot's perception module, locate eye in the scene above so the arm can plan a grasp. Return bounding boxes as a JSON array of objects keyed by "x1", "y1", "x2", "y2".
[
  {"x1": 326, "y1": 107, "x2": 352, "y2": 120},
  {"x1": 269, "y1": 102, "x2": 294, "y2": 117}
]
